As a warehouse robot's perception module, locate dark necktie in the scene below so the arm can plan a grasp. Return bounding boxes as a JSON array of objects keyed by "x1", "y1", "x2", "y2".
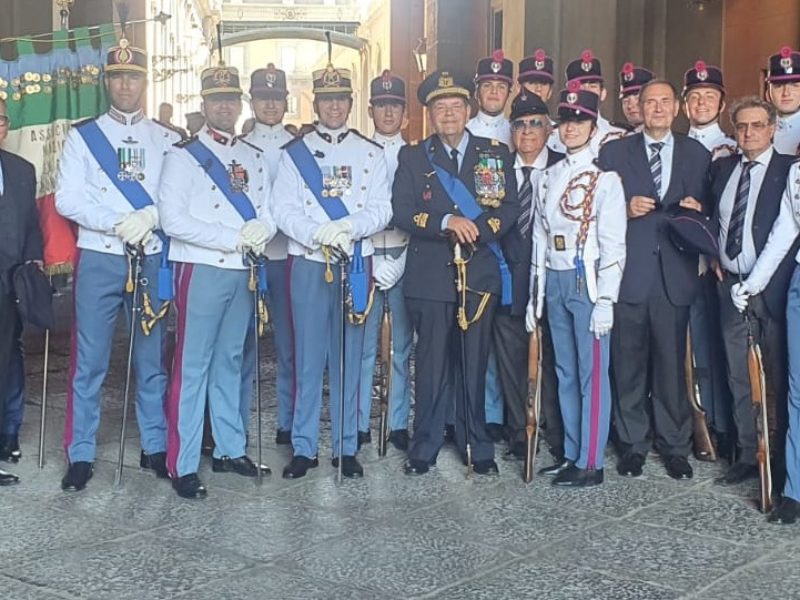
[
  {"x1": 649, "y1": 142, "x2": 664, "y2": 199},
  {"x1": 726, "y1": 160, "x2": 757, "y2": 262},
  {"x1": 517, "y1": 166, "x2": 533, "y2": 236},
  {"x1": 450, "y1": 148, "x2": 459, "y2": 173}
]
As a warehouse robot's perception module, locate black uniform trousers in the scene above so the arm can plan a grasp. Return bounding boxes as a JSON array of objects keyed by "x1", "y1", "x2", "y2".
[
  {"x1": 611, "y1": 271, "x2": 692, "y2": 457},
  {"x1": 0, "y1": 287, "x2": 17, "y2": 428},
  {"x1": 406, "y1": 294, "x2": 497, "y2": 464},
  {"x1": 717, "y1": 273, "x2": 788, "y2": 465},
  {"x1": 492, "y1": 310, "x2": 562, "y2": 454}
]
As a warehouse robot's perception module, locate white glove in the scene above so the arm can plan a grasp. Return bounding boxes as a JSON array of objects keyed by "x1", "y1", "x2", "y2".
[
  {"x1": 314, "y1": 220, "x2": 353, "y2": 246},
  {"x1": 329, "y1": 230, "x2": 352, "y2": 253},
  {"x1": 590, "y1": 299, "x2": 614, "y2": 339},
  {"x1": 525, "y1": 298, "x2": 537, "y2": 333},
  {"x1": 374, "y1": 251, "x2": 406, "y2": 290},
  {"x1": 731, "y1": 282, "x2": 752, "y2": 313},
  {"x1": 114, "y1": 206, "x2": 157, "y2": 246},
  {"x1": 240, "y1": 219, "x2": 270, "y2": 246}
]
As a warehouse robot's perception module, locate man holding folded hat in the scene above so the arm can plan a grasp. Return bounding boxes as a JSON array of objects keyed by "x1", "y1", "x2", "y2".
[
  {"x1": 159, "y1": 64, "x2": 276, "y2": 499},
  {"x1": 56, "y1": 38, "x2": 181, "y2": 493}
]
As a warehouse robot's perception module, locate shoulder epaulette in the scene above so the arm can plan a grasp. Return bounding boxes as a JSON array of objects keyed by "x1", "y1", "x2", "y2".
[
  {"x1": 236, "y1": 135, "x2": 263, "y2": 153},
  {"x1": 174, "y1": 135, "x2": 197, "y2": 149},
  {"x1": 350, "y1": 129, "x2": 383, "y2": 149},
  {"x1": 410, "y1": 139, "x2": 419, "y2": 146},
  {"x1": 73, "y1": 117, "x2": 97, "y2": 129},
  {"x1": 490, "y1": 138, "x2": 500, "y2": 146}
]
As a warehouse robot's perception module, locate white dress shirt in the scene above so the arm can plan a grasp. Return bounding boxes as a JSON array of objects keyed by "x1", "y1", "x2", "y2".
[
  {"x1": 371, "y1": 131, "x2": 408, "y2": 250},
  {"x1": 718, "y1": 147, "x2": 774, "y2": 274},
  {"x1": 643, "y1": 131, "x2": 674, "y2": 201}
]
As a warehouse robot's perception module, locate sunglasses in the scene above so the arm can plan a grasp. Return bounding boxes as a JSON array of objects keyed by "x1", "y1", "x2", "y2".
[{"x1": 511, "y1": 117, "x2": 545, "y2": 131}]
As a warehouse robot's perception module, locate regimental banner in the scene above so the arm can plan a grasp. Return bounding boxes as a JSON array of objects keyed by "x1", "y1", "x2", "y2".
[{"x1": 0, "y1": 24, "x2": 115, "y2": 274}]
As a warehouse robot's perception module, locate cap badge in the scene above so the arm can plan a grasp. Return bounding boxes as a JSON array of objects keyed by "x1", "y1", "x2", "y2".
[
  {"x1": 580, "y1": 49, "x2": 594, "y2": 72},
  {"x1": 490, "y1": 61, "x2": 502, "y2": 73},
  {"x1": 322, "y1": 65, "x2": 341, "y2": 87},
  {"x1": 382, "y1": 78, "x2": 393, "y2": 91},
  {"x1": 567, "y1": 92, "x2": 578, "y2": 104},
  {"x1": 213, "y1": 68, "x2": 232, "y2": 86},
  {"x1": 438, "y1": 72, "x2": 454, "y2": 88},
  {"x1": 265, "y1": 72, "x2": 277, "y2": 86}
]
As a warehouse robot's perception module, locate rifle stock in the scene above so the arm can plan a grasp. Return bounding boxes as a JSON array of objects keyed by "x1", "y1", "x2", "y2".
[
  {"x1": 685, "y1": 332, "x2": 717, "y2": 462},
  {"x1": 377, "y1": 293, "x2": 393, "y2": 457},
  {"x1": 747, "y1": 336, "x2": 772, "y2": 513},
  {"x1": 524, "y1": 328, "x2": 542, "y2": 483}
]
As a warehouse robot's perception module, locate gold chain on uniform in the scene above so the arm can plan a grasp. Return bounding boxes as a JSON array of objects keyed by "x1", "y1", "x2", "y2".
[
  {"x1": 321, "y1": 245, "x2": 374, "y2": 325},
  {"x1": 248, "y1": 263, "x2": 269, "y2": 337},
  {"x1": 454, "y1": 243, "x2": 492, "y2": 331}
]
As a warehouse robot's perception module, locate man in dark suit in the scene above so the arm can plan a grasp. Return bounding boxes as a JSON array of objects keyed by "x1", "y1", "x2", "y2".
[
  {"x1": 392, "y1": 70, "x2": 519, "y2": 476},
  {"x1": 598, "y1": 79, "x2": 711, "y2": 480},
  {"x1": 712, "y1": 97, "x2": 798, "y2": 485},
  {"x1": 494, "y1": 90, "x2": 563, "y2": 461},
  {"x1": 0, "y1": 97, "x2": 44, "y2": 486}
]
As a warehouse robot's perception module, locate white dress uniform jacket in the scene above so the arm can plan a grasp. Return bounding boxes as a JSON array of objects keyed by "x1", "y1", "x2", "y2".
[
  {"x1": 467, "y1": 111, "x2": 512, "y2": 148},
  {"x1": 775, "y1": 110, "x2": 800, "y2": 156},
  {"x1": 745, "y1": 162, "x2": 800, "y2": 292},
  {"x1": 158, "y1": 127, "x2": 275, "y2": 270},
  {"x1": 56, "y1": 108, "x2": 181, "y2": 256},
  {"x1": 370, "y1": 131, "x2": 407, "y2": 250},
  {"x1": 244, "y1": 121, "x2": 295, "y2": 260},
  {"x1": 689, "y1": 122, "x2": 737, "y2": 161},
  {"x1": 271, "y1": 125, "x2": 392, "y2": 263},
  {"x1": 531, "y1": 144, "x2": 627, "y2": 311}
]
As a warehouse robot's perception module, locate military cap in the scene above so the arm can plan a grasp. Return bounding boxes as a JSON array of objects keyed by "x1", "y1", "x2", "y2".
[
  {"x1": 767, "y1": 46, "x2": 800, "y2": 83},
  {"x1": 518, "y1": 49, "x2": 555, "y2": 84},
  {"x1": 475, "y1": 49, "x2": 514, "y2": 85},
  {"x1": 250, "y1": 63, "x2": 288, "y2": 98},
  {"x1": 618, "y1": 62, "x2": 654, "y2": 98},
  {"x1": 370, "y1": 70, "x2": 406, "y2": 104},
  {"x1": 416, "y1": 70, "x2": 473, "y2": 106},
  {"x1": 566, "y1": 49, "x2": 603, "y2": 85},
  {"x1": 312, "y1": 64, "x2": 353, "y2": 95},
  {"x1": 683, "y1": 60, "x2": 725, "y2": 95},
  {"x1": 201, "y1": 65, "x2": 243, "y2": 97},
  {"x1": 105, "y1": 38, "x2": 147, "y2": 75},
  {"x1": 667, "y1": 207, "x2": 719, "y2": 258},
  {"x1": 557, "y1": 80, "x2": 599, "y2": 122},
  {"x1": 510, "y1": 90, "x2": 549, "y2": 121}
]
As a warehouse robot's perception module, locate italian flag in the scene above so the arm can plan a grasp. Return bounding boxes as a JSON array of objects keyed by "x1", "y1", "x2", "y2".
[{"x1": 1, "y1": 24, "x2": 115, "y2": 274}]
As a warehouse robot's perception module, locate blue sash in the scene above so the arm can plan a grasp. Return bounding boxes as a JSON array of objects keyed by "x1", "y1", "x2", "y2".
[
  {"x1": 76, "y1": 120, "x2": 173, "y2": 301},
  {"x1": 424, "y1": 140, "x2": 512, "y2": 305},
  {"x1": 182, "y1": 139, "x2": 267, "y2": 293},
  {"x1": 285, "y1": 140, "x2": 369, "y2": 314}
]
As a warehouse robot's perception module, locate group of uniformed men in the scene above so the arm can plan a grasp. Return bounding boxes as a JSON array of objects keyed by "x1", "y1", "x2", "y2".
[{"x1": 5, "y1": 33, "x2": 800, "y2": 525}]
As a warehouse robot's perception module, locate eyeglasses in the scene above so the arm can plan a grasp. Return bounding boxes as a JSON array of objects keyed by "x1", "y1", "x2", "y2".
[
  {"x1": 0, "y1": 116, "x2": 9, "y2": 127},
  {"x1": 511, "y1": 117, "x2": 545, "y2": 131},
  {"x1": 734, "y1": 121, "x2": 769, "y2": 133}
]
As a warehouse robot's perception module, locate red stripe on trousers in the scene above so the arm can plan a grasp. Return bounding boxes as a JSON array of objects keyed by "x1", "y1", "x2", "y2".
[
  {"x1": 587, "y1": 338, "x2": 601, "y2": 469},
  {"x1": 166, "y1": 263, "x2": 193, "y2": 477}
]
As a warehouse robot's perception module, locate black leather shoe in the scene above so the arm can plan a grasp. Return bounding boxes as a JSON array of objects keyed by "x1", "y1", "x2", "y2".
[
  {"x1": 388, "y1": 429, "x2": 409, "y2": 451},
  {"x1": 617, "y1": 453, "x2": 645, "y2": 477},
  {"x1": 0, "y1": 435, "x2": 21, "y2": 463},
  {"x1": 282, "y1": 455, "x2": 319, "y2": 479},
  {"x1": 715, "y1": 462, "x2": 759, "y2": 486},
  {"x1": 357, "y1": 430, "x2": 372, "y2": 450},
  {"x1": 444, "y1": 424, "x2": 455, "y2": 445},
  {"x1": 275, "y1": 429, "x2": 292, "y2": 445},
  {"x1": 538, "y1": 459, "x2": 574, "y2": 476},
  {"x1": 140, "y1": 451, "x2": 169, "y2": 479},
  {"x1": 664, "y1": 455, "x2": 693, "y2": 480},
  {"x1": 61, "y1": 462, "x2": 93, "y2": 492},
  {"x1": 768, "y1": 497, "x2": 800, "y2": 525},
  {"x1": 473, "y1": 459, "x2": 499, "y2": 476},
  {"x1": 553, "y1": 466, "x2": 604, "y2": 487},
  {"x1": 172, "y1": 473, "x2": 207, "y2": 499},
  {"x1": 403, "y1": 459, "x2": 430, "y2": 476},
  {"x1": 0, "y1": 468, "x2": 20, "y2": 486},
  {"x1": 486, "y1": 423, "x2": 504, "y2": 443},
  {"x1": 332, "y1": 455, "x2": 364, "y2": 478},
  {"x1": 503, "y1": 442, "x2": 526, "y2": 462},
  {"x1": 212, "y1": 455, "x2": 266, "y2": 477}
]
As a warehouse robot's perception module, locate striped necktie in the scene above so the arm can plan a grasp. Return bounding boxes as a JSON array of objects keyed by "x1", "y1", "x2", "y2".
[
  {"x1": 649, "y1": 142, "x2": 664, "y2": 199},
  {"x1": 726, "y1": 160, "x2": 757, "y2": 262},
  {"x1": 517, "y1": 166, "x2": 533, "y2": 235}
]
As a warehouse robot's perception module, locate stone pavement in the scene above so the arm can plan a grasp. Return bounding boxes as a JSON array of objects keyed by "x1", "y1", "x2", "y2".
[{"x1": 1, "y1": 291, "x2": 799, "y2": 599}]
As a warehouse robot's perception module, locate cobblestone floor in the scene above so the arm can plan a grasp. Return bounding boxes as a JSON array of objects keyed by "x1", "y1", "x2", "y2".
[{"x1": 1, "y1": 290, "x2": 799, "y2": 599}]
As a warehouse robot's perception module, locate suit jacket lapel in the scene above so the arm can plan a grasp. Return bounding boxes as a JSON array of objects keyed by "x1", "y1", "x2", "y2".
[
  {"x1": 753, "y1": 153, "x2": 785, "y2": 227},
  {"x1": 661, "y1": 136, "x2": 682, "y2": 206},
  {"x1": 628, "y1": 133, "x2": 658, "y2": 199}
]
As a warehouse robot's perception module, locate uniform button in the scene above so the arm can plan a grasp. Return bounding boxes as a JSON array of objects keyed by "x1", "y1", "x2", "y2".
[
  {"x1": 214, "y1": 203, "x2": 220, "y2": 209},
  {"x1": 163, "y1": 151, "x2": 167, "y2": 156},
  {"x1": 258, "y1": 168, "x2": 263, "y2": 173},
  {"x1": 364, "y1": 169, "x2": 369, "y2": 174},
  {"x1": 105, "y1": 243, "x2": 111, "y2": 249},
  {"x1": 306, "y1": 200, "x2": 312, "y2": 205},
  {"x1": 218, "y1": 258, "x2": 225, "y2": 263},
  {"x1": 101, "y1": 187, "x2": 107, "y2": 193},
  {"x1": 211, "y1": 185, "x2": 217, "y2": 191},
  {"x1": 361, "y1": 186, "x2": 366, "y2": 191},
  {"x1": 258, "y1": 187, "x2": 263, "y2": 191},
  {"x1": 356, "y1": 203, "x2": 363, "y2": 208},
  {"x1": 256, "y1": 204, "x2": 262, "y2": 209},
  {"x1": 307, "y1": 250, "x2": 313, "y2": 256}
]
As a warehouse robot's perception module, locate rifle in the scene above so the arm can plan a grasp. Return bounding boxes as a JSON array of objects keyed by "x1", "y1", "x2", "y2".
[
  {"x1": 524, "y1": 329, "x2": 542, "y2": 483},
  {"x1": 684, "y1": 331, "x2": 717, "y2": 462},
  {"x1": 377, "y1": 290, "x2": 393, "y2": 457},
  {"x1": 746, "y1": 316, "x2": 772, "y2": 513}
]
